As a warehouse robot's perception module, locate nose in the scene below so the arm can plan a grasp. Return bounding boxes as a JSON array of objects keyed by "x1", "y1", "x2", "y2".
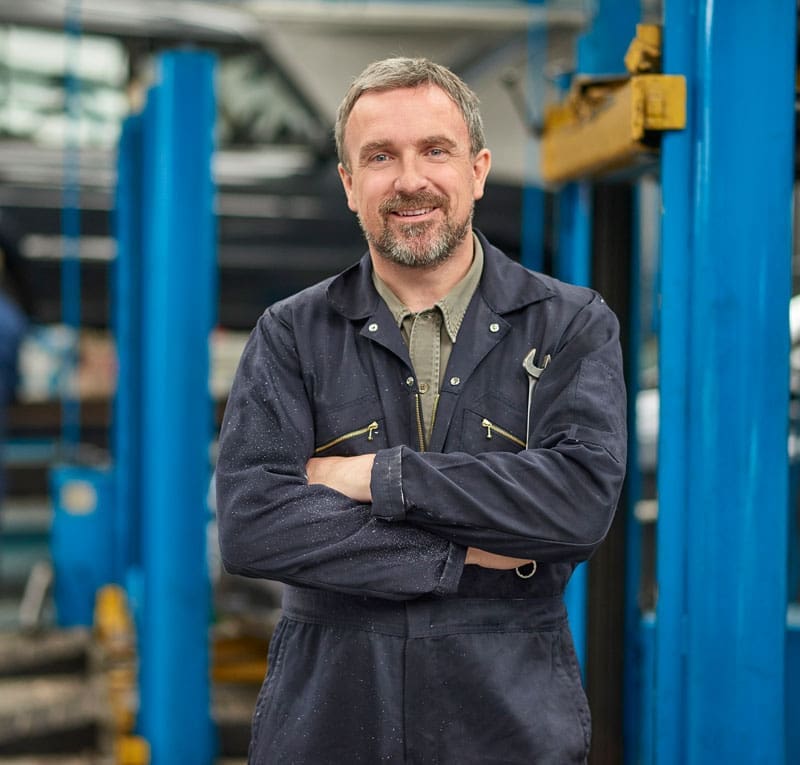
[{"x1": 393, "y1": 155, "x2": 428, "y2": 194}]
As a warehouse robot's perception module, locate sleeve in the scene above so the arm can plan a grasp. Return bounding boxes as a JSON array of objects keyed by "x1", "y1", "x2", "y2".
[
  {"x1": 215, "y1": 308, "x2": 466, "y2": 601},
  {"x1": 369, "y1": 294, "x2": 627, "y2": 563}
]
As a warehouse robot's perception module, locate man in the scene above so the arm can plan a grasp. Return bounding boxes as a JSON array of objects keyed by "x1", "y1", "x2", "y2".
[{"x1": 216, "y1": 57, "x2": 626, "y2": 764}]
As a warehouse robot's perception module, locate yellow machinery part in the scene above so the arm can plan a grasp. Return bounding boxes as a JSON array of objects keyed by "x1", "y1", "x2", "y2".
[
  {"x1": 540, "y1": 24, "x2": 686, "y2": 184},
  {"x1": 540, "y1": 74, "x2": 685, "y2": 184},
  {"x1": 115, "y1": 734, "x2": 151, "y2": 765},
  {"x1": 94, "y1": 584, "x2": 150, "y2": 764}
]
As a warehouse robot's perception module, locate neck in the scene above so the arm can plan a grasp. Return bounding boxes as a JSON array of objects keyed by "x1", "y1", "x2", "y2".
[{"x1": 370, "y1": 234, "x2": 474, "y2": 312}]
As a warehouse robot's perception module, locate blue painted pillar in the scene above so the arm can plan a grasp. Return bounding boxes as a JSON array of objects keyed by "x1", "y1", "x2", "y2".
[
  {"x1": 556, "y1": 181, "x2": 592, "y2": 668},
  {"x1": 520, "y1": 187, "x2": 545, "y2": 272},
  {"x1": 112, "y1": 114, "x2": 144, "y2": 583},
  {"x1": 656, "y1": 1, "x2": 795, "y2": 762},
  {"x1": 622, "y1": 182, "x2": 645, "y2": 765},
  {"x1": 575, "y1": 0, "x2": 640, "y2": 76},
  {"x1": 654, "y1": 0, "x2": 695, "y2": 758},
  {"x1": 555, "y1": 183, "x2": 592, "y2": 288},
  {"x1": 60, "y1": 0, "x2": 82, "y2": 450},
  {"x1": 138, "y1": 51, "x2": 217, "y2": 765},
  {"x1": 556, "y1": 0, "x2": 640, "y2": 671},
  {"x1": 520, "y1": 0, "x2": 546, "y2": 273}
]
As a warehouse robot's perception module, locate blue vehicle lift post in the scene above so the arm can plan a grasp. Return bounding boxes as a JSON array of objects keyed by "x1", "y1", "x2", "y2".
[
  {"x1": 655, "y1": 1, "x2": 795, "y2": 762},
  {"x1": 554, "y1": 179, "x2": 592, "y2": 669},
  {"x1": 112, "y1": 115, "x2": 144, "y2": 585},
  {"x1": 554, "y1": 0, "x2": 641, "y2": 675},
  {"x1": 520, "y1": 0, "x2": 547, "y2": 275},
  {"x1": 135, "y1": 50, "x2": 217, "y2": 765}
]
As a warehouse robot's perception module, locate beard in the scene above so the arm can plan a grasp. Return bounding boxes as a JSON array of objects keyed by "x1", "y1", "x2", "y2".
[{"x1": 359, "y1": 191, "x2": 473, "y2": 268}]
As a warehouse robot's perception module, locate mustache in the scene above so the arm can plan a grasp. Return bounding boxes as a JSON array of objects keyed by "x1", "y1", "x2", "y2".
[{"x1": 379, "y1": 191, "x2": 447, "y2": 215}]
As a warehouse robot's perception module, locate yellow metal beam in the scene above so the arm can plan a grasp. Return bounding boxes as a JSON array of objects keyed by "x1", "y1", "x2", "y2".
[{"x1": 540, "y1": 24, "x2": 686, "y2": 184}]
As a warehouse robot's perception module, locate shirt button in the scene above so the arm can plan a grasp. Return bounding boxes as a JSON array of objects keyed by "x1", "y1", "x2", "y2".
[
  {"x1": 450, "y1": 376, "x2": 461, "y2": 386},
  {"x1": 406, "y1": 376, "x2": 415, "y2": 386},
  {"x1": 368, "y1": 323, "x2": 378, "y2": 332},
  {"x1": 418, "y1": 382, "x2": 429, "y2": 394},
  {"x1": 489, "y1": 322, "x2": 500, "y2": 333}
]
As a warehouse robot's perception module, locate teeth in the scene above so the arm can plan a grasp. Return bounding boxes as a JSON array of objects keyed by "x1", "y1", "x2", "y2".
[{"x1": 396, "y1": 208, "x2": 433, "y2": 217}]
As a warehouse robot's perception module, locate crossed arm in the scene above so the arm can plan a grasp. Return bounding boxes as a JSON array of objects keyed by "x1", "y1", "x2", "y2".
[
  {"x1": 218, "y1": 295, "x2": 626, "y2": 597},
  {"x1": 306, "y1": 454, "x2": 533, "y2": 570}
]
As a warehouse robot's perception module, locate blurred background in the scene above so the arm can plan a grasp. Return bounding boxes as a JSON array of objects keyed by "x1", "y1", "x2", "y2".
[{"x1": 0, "y1": 1, "x2": 796, "y2": 764}]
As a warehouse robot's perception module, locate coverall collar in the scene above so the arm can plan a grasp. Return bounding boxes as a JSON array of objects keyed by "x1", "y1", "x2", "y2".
[{"x1": 326, "y1": 229, "x2": 555, "y2": 320}]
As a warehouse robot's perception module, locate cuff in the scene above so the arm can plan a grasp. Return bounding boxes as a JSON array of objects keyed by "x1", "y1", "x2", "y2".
[
  {"x1": 434, "y1": 543, "x2": 467, "y2": 596},
  {"x1": 370, "y1": 445, "x2": 406, "y2": 521}
]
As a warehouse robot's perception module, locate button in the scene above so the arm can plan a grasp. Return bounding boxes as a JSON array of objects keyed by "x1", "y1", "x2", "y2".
[
  {"x1": 489, "y1": 322, "x2": 500, "y2": 333},
  {"x1": 406, "y1": 376, "x2": 415, "y2": 386},
  {"x1": 368, "y1": 323, "x2": 378, "y2": 332},
  {"x1": 450, "y1": 376, "x2": 460, "y2": 386},
  {"x1": 418, "y1": 382, "x2": 429, "y2": 394}
]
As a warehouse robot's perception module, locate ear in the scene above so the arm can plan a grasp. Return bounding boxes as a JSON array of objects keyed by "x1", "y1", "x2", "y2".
[
  {"x1": 338, "y1": 163, "x2": 358, "y2": 212},
  {"x1": 471, "y1": 148, "x2": 492, "y2": 201}
]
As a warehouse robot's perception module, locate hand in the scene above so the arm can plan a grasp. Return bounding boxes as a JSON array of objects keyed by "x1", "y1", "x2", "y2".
[
  {"x1": 306, "y1": 454, "x2": 375, "y2": 502},
  {"x1": 465, "y1": 547, "x2": 534, "y2": 570}
]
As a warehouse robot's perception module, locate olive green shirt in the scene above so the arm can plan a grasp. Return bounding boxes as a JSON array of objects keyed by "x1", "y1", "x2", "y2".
[{"x1": 372, "y1": 235, "x2": 484, "y2": 447}]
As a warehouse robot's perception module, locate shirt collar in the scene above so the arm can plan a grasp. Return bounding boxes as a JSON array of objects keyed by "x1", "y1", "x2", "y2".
[
  {"x1": 326, "y1": 229, "x2": 556, "y2": 321},
  {"x1": 371, "y1": 234, "x2": 484, "y2": 342}
]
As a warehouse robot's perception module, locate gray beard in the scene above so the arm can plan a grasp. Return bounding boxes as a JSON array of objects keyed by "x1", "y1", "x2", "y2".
[{"x1": 360, "y1": 202, "x2": 473, "y2": 268}]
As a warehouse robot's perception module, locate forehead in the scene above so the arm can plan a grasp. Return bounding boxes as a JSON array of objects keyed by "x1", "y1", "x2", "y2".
[{"x1": 344, "y1": 84, "x2": 469, "y2": 151}]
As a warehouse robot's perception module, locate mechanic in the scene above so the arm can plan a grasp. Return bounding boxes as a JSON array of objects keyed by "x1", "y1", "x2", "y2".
[{"x1": 216, "y1": 56, "x2": 627, "y2": 764}]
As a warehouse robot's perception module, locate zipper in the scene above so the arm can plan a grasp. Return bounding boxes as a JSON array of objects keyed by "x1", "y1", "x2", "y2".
[
  {"x1": 430, "y1": 393, "x2": 440, "y2": 434},
  {"x1": 481, "y1": 417, "x2": 525, "y2": 448},
  {"x1": 415, "y1": 394, "x2": 426, "y2": 452},
  {"x1": 314, "y1": 421, "x2": 379, "y2": 454}
]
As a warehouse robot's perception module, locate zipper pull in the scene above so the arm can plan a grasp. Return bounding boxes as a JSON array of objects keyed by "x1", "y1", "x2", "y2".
[
  {"x1": 367, "y1": 421, "x2": 379, "y2": 441},
  {"x1": 481, "y1": 418, "x2": 493, "y2": 439}
]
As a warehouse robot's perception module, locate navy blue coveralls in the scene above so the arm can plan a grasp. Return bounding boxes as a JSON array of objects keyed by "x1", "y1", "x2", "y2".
[{"x1": 216, "y1": 231, "x2": 627, "y2": 764}]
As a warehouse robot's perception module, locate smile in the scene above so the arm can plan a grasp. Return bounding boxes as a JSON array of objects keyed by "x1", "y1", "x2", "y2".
[{"x1": 393, "y1": 207, "x2": 435, "y2": 218}]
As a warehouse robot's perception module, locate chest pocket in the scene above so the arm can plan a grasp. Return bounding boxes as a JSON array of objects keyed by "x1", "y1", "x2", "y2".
[
  {"x1": 313, "y1": 396, "x2": 387, "y2": 457},
  {"x1": 460, "y1": 399, "x2": 527, "y2": 455}
]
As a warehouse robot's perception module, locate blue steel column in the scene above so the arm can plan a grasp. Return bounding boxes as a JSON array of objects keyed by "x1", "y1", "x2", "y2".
[
  {"x1": 556, "y1": 0, "x2": 640, "y2": 670},
  {"x1": 60, "y1": 0, "x2": 82, "y2": 451},
  {"x1": 556, "y1": 181, "x2": 592, "y2": 668},
  {"x1": 111, "y1": 115, "x2": 144, "y2": 583},
  {"x1": 653, "y1": 0, "x2": 695, "y2": 758},
  {"x1": 138, "y1": 51, "x2": 216, "y2": 765},
  {"x1": 684, "y1": 2, "x2": 793, "y2": 761},
  {"x1": 622, "y1": 182, "x2": 644, "y2": 764},
  {"x1": 657, "y1": 1, "x2": 795, "y2": 762},
  {"x1": 520, "y1": 0, "x2": 546, "y2": 273}
]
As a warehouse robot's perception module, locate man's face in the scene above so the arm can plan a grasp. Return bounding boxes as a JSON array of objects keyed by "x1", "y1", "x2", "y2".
[{"x1": 338, "y1": 84, "x2": 491, "y2": 268}]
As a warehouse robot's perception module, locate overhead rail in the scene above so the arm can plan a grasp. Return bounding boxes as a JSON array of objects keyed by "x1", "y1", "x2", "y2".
[{"x1": 540, "y1": 25, "x2": 685, "y2": 184}]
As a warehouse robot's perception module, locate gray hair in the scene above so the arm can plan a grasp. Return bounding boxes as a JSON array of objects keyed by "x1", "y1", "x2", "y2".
[{"x1": 335, "y1": 57, "x2": 486, "y2": 171}]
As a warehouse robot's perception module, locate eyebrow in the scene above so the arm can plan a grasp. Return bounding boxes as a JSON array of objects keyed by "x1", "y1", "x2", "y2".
[
  {"x1": 357, "y1": 135, "x2": 460, "y2": 165},
  {"x1": 357, "y1": 140, "x2": 392, "y2": 165},
  {"x1": 421, "y1": 135, "x2": 458, "y2": 151}
]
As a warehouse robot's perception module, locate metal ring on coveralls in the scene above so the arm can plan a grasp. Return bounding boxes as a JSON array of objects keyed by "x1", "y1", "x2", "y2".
[{"x1": 515, "y1": 561, "x2": 537, "y2": 579}]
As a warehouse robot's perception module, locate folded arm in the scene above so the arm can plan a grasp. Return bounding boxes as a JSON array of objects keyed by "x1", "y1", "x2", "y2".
[
  {"x1": 368, "y1": 295, "x2": 627, "y2": 563},
  {"x1": 215, "y1": 310, "x2": 465, "y2": 601},
  {"x1": 306, "y1": 455, "x2": 533, "y2": 570}
]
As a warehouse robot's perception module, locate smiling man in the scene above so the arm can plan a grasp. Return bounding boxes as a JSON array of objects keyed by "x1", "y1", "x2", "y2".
[
  {"x1": 340, "y1": 80, "x2": 487, "y2": 273},
  {"x1": 216, "y1": 57, "x2": 627, "y2": 764}
]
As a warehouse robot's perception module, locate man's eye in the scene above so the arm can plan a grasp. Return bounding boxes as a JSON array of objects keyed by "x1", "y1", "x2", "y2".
[
  {"x1": 371, "y1": 153, "x2": 390, "y2": 163},
  {"x1": 428, "y1": 148, "x2": 447, "y2": 157}
]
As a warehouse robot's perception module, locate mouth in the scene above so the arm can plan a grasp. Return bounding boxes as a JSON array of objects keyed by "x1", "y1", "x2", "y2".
[
  {"x1": 391, "y1": 207, "x2": 436, "y2": 219},
  {"x1": 381, "y1": 193, "x2": 447, "y2": 222}
]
